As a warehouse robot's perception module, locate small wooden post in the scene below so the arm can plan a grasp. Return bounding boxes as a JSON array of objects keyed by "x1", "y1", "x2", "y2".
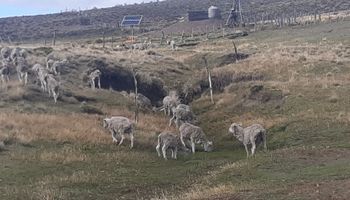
[
  {"x1": 131, "y1": 26, "x2": 135, "y2": 44},
  {"x1": 111, "y1": 35, "x2": 114, "y2": 48},
  {"x1": 52, "y1": 30, "x2": 57, "y2": 46},
  {"x1": 132, "y1": 68, "x2": 139, "y2": 123},
  {"x1": 232, "y1": 40, "x2": 239, "y2": 63},
  {"x1": 181, "y1": 30, "x2": 185, "y2": 43},
  {"x1": 203, "y1": 57, "x2": 214, "y2": 104},
  {"x1": 102, "y1": 30, "x2": 106, "y2": 48},
  {"x1": 191, "y1": 28, "x2": 194, "y2": 38},
  {"x1": 8, "y1": 36, "x2": 12, "y2": 45},
  {"x1": 161, "y1": 31, "x2": 165, "y2": 45}
]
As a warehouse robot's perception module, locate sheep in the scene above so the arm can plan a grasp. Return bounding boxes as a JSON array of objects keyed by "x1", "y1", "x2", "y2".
[
  {"x1": 48, "y1": 59, "x2": 68, "y2": 75},
  {"x1": 45, "y1": 74, "x2": 60, "y2": 103},
  {"x1": 1, "y1": 47, "x2": 11, "y2": 59},
  {"x1": 103, "y1": 116, "x2": 135, "y2": 148},
  {"x1": 0, "y1": 60, "x2": 11, "y2": 85},
  {"x1": 10, "y1": 47, "x2": 21, "y2": 61},
  {"x1": 169, "y1": 104, "x2": 196, "y2": 128},
  {"x1": 13, "y1": 56, "x2": 28, "y2": 85},
  {"x1": 179, "y1": 123, "x2": 213, "y2": 154},
  {"x1": 228, "y1": 123, "x2": 267, "y2": 158},
  {"x1": 167, "y1": 40, "x2": 176, "y2": 50},
  {"x1": 88, "y1": 69, "x2": 101, "y2": 90},
  {"x1": 129, "y1": 92, "x2": 152, "y2": 109},
  {"x1": 32, "y1": 64, "x2": 49, "y2": 91},
  {"x1": 162, "y1": 93, "x2": 180, "y2": 116},
  {"x1": 156, "y1": 132, "x2": 178, "y2": 160}
]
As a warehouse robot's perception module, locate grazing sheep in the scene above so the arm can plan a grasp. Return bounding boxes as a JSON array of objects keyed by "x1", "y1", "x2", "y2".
[
  {"x1": 156, "y1": 132, "x2": 180, "y2": 160},
  {"x1": 129, "y1": 92, "x2": 152, "y2": 109},
  {"x1": 179, "y1": 123, "x2": 213, "y2": 153},
  {"x1": 228, "y1": 123, "x2": 267, "y2": 158},
  {"x1": 103, "y1": 116, "x2": 135, "y2": 148},
  {"x1": 162, "y1": 93, "x2": 180, "y2": 116},
  {"x1": 49, "y1": 59, "x2": 68, "y2": 75},
  {"x1": 32, "y1": 64, "x2": 49, "y2": 91},
  {"x1": 169, "y1": 104, "x2": 196, "y2": 128},
  {"x1": 0, "y1": 60, "x2": 11, "y2": 85},
  {"x1": 88, "y1": 69, "x2": 101, "y2": 90},
  {"x1": 13, "y1": 57, "x2": 28, "y2": 85},
  {"x1": 45, "y1": 74, "x2": 60, "y2": 103}
]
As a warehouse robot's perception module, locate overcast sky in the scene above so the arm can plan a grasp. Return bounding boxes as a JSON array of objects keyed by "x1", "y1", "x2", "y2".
[{"x1": 0, "y1": 0, "x2": 153, "y2": 18}]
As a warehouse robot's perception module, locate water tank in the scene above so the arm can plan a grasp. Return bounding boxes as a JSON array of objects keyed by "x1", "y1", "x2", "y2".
[{"x1": 208, "y1": 6, "x2": 221, "y2": 19}]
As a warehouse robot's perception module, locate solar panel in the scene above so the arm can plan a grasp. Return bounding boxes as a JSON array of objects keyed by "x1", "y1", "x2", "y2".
[{"x1": 121, "y1": 15, "x2": 143, "y2": 27}]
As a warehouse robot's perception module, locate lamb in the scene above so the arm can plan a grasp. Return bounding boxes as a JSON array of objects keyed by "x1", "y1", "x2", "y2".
[
  {"x1": 156, "y1": 132, "x2": 183, "y2": 160},
  {"x1": 88, "y1": 69, "x2": 101, "y2": 90},
  {"x1": 169, "y1": 104, "x2": 196, "y2": 128},
  {"x1": 0, "y1": 60, "x2": 11, "y2": 85},
  {"x1": 179, "y1": 123, "x2": 213, "y2": 153},
  {"x1": 162, "y1": 92, "x2": 180, "y2": 116},
  {"x1": 13, "y1": 56, "x2": 28, "y2": 85},
  {"x1": 228, "y1": 123, "x2": 267, "y2": 158},
  {"x1": 103, "y1": 116, "x2": 135, "y2": 148},
  {"x1": 45, "y1": 74, "x2": 60, "y2": 103}
]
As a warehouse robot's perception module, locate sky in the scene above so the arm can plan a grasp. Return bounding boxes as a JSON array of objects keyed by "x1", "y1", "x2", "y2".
[{"x1": 0, "y1": 0, "x2": 153, "y2": 18}]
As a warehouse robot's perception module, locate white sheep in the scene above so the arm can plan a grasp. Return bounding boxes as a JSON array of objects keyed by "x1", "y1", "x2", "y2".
[
  {"x1": 32, "y1": 64, "x2": 49, "y2": 91},
  {"x1": 169, "y1": 104, "x2": 196, "y2": 128},
  {"x1": 45, "y1": 74, "x2": 60, "y2": 103},
  {"x1": 13, "y1": 56, "x2": 28, "y2": 85},
  {"x1": 88, "y1": 69, "x2": 101, "y2": 90},
  {"x1": 179, "y1": 123, "x2": 213, "y2": 153},
  {"x1": 0, "y1": 60, "x2": 11, "y2": 85},
  {"x1": 228, "y1": 123, "x2": 267, "y2": 158},
  {"x1": 103, "y1": 116, "x2": 135, "y2": 148},
  {"x1": 162, "y1": 92, "x2": 180, "y2": 116}
]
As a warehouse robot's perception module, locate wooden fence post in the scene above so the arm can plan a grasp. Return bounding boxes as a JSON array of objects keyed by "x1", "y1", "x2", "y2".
[
  {"x1": 132, "y1": 68, "x2": 139, "y2": 123},
  {"x1": 203, "y1": 57, "x2": 214, "y2": 104}
]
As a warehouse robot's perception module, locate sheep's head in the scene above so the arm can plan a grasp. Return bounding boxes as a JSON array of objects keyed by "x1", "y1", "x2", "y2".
[
  {"x1": 102, "y1": 118, "x2": 110, "y2": 129},
  {"x1": 229, "y1": 123, "x2": 243, "y2": 135},
  {"x1": 204, "y1": 141, "x2": 213, "y2": 152}
]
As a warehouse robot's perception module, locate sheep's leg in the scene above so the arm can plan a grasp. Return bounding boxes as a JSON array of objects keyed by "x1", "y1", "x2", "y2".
[
  {"x1": 24, "y1": 73, "x2": 28, "y2": 86},
  {"x1": 156, "y1": 144, "x2": 161, "y2": 157},
  {"x1": 91, "y1": 78, "x2": 95, "y2": 90},
  {"x1": 251, "y1": 142, "x2": 256, "y2": 157},
  {"x1": 169, "y1": 115, "x2": 175, "y2": 127},
  {"x1": 130, "y1": 133, "x2": 134, "y2": 149},
  {"x1": 180, "y1": 134, "x2": 186, "y2": 148},
  {"x1": 162, "y1": 146, "x2": 168, "y2": 160},
  {"x1": 111, "y1": 130, "x2": 118, "y2": 143},
  {"x1": 53, "y1": 90, "x2": 58, "y2": 104},
  {"x1": 118, "y1": 134, "x2": 125, "y2": 146},
  {"x1": 190, "y1": 138, "x2": 196, "y2": 154},
  {"x1": 171, "y1": 149, "x2": 174, "y2": 158},
  {"x1": 175, "y1": 118, "x2": 180, "y2": 128},
  {"x1": 97, "y1": 77, "x2": 101, "y2": 89},
  {"x1": 17, "y1": 73, "x2": 22, "y2": 83},
  {"x1": 244, "y1": 144, "x2": 249, "y2": 158},
  {"x1": 174, "y1": 147, "x2": 178, "y2": 159},
  {"x1": 6, "y1": 75, "x2": 9, "y2": 82}
]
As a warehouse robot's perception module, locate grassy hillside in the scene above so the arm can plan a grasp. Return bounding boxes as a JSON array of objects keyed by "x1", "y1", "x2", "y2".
[
  {"x1": 0, "y1": 0, "x2": 349, "y2": 42},
  {"x1": 0, "y1": 19, "x2": 350, "y2": 200}
]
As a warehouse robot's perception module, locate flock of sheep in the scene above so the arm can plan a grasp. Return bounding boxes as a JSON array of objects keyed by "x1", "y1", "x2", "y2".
[
  {"x1": 1, "y1": 45, "x2": 267, "y2": 160},
  {"x1": 103, "y1": 91, "x2": 267, "y2": 160},
  {"x1": 0, "y1": 46, "x2": 104, "y2": 103}
]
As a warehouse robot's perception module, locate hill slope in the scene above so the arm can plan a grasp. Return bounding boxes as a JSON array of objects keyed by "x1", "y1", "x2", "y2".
[{"x1": 0, "y1": 0, "x2": 349, "y2": 42}]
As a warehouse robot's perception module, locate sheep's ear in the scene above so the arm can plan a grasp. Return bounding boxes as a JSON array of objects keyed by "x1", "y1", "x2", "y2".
[{"x1": 208, "y1": 141, "x2": 213, "y2": 145}]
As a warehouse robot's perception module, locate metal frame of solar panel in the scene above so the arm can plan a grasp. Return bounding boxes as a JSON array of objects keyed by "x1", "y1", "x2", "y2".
[{"x1": 121, "y1": 15, "x2": 143, "y2": 27}]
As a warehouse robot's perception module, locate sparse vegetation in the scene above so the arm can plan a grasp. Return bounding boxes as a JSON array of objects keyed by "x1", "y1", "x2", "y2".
[{"x1": 0, "y1": 12, "x2": 350, "y2": 200}]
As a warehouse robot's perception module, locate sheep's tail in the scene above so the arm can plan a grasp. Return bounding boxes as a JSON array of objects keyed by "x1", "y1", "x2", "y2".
[{"x1": 262, "y1": 129, "x2": 267, "y2": 151}]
